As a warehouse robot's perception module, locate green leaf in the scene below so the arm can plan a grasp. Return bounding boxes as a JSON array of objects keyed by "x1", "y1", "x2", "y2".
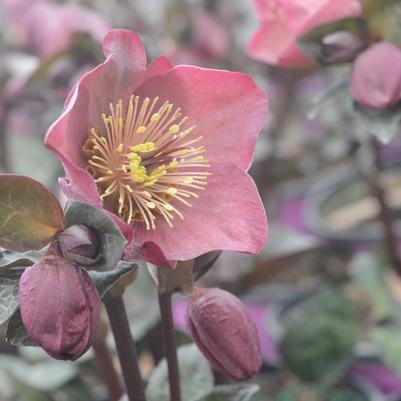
[
  {"x1": 0, "y1": 249, "x2": 42, "y2": 269},
  {"x1": 193, "y1": 251, "x2": 221, "y2": 281},
  {"x1": 0, "y1": 175, "x2": 64, "y2": 252},
  {"x1": 372, "y1": 325, "x2": 401, "y2": 377},
  {"x1": 354, "y1": 103, "x2": 401, "y2": 144},
  {"x1": 297, "y1": 17, "x2": 368, "y2": 65},
  {"x1": 6, "y1": 309, "x2": 34, "y2": 346},
  {"x1": 64, "y1": 200, "x2": 127, "y2": 271},
  {"x1": 89, "y1": 260, "x2": 138, "y2": 298},
  {"x1": 0, "y1": 267, "x2": 24, "y2": 325},
  {"x1": 281, "y1": 289, "x2": 361, "y2": 384},
  {"x1": 146, "y1": 344, "x2": 214, "y2": 401},
  {"x1": 351, "y1": 253, "x2": 400, "y2": 320},
  {"x1": 193, "y1": 384, "x2": 260, "y2": 401}
]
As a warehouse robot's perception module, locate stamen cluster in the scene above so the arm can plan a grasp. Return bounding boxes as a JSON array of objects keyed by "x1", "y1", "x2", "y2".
[{"x1": 83, "y1": 95, "x2": 210, "y2": 230}]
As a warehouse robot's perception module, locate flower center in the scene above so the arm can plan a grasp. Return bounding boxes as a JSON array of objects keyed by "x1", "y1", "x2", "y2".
[{"x1": 83, "y1": 95, "x2": 210, "y2": 230}]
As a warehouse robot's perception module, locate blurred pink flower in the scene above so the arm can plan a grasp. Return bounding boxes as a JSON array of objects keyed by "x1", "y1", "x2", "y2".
[
  {"x1": 45, "y1": 29, "x2": 268, "y2": 265},
  {"x1": 1, "y1": 0, "x2": 109, "y2": 57},
  {"x1": 193, "y1": 11, "x2": 229, "y2": 61},
  {"x1": 350, "y1": 42, "x2": 401, "y2": 110},
  {"x1": 247, "y1": 0, "x2": 362, "y2": 67}
]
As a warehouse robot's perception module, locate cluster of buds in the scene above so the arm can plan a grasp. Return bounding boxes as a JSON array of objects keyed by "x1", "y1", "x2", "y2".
[
  {"x1": 186, "y1": 287, "x2": 262, "y2": 381},
  {"x1": 19, "y1": 227, "x2": 100, "y2": 360}
]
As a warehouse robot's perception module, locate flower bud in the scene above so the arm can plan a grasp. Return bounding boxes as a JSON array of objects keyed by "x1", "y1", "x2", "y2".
[
  {"x1": 19, "y1": 242, "x2": 100, "y2": 360},
  {"x1": 321, "y1": 31, "x2": 364, "y2": 64},
  {"x1": 58, "y1": 224, "x2": 99, "y2": 266},
  {"x1": 186, "y1": 287, "x2": 262, "y2": 381},
  {"x1": 350, "y1": 42, "x2": 401, "y2": 110}
]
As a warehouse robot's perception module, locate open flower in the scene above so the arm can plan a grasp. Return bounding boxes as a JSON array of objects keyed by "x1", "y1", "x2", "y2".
[
  {"x1": 247, "y1": 0, "x2": 362, "y2": 67},
  {"x1": 45, "y1": 29, "x2": 268, "y2": 264}
]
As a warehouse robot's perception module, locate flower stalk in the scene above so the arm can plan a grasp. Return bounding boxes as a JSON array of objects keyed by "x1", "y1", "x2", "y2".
[
  {"x1": 358, "y1": 137, "x2": 401, "y2": 276},
  {"x1": 158, "y1": 291, "x2": 181, "y2": 401},
  {"x1": 93, "y1": 321, "x2": 124, "y2": 401},
  {"x1": 157, "y1": 261, "x2": 194, "y2": 401},
  {"x1": 104, "y1": 294, "x2": 146, "y2": 401}
]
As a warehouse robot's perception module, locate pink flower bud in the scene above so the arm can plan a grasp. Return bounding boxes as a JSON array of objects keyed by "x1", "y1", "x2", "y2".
[
  {"x1": 350, "y1": 42, "x2": 401, "y2": 110},
  {"x1": 58, "y1": 225, "x2": 99, "y2": 266},
  {"x1": 186, "y1": 287, "x2": 262, "y2": 381},
  {"x1": 19, "y1": 242, "x2": 100, "y2": 360}
]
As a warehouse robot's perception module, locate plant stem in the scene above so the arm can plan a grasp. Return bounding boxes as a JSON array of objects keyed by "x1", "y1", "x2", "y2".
[
  {"x1": 93, "y1": 337, "x2": 123, "y2": 401},
  {"x1": 158, "y1": 292, "x2": 181, "y2": 401},
  {"x1": 371, "y1": 139, "x2": 401, "y2": 276},
  {"x1": 104, "y1": 295, "x2": 146, "y2": 401},
  {"x1": 358, "y1": 137, "x2": 401, "y2": 276}
]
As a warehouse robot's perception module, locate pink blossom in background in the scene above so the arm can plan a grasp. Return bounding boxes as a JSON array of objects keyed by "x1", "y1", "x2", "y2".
[
  {"x1": 45, "y1": 29, "x2": 268, "y2": 266},
  {"x1": 247, "y1": 0, "x2": 362, "y2": 67},
  {"x1": 192, "y1": 11, "x2": 230, "y2": 61},
  {"x1": 350, "y1": 42, "x2": 401, "y2": 110},
  {"x1": 1, "y1": 0, "x2": 110, "y2": 57}
]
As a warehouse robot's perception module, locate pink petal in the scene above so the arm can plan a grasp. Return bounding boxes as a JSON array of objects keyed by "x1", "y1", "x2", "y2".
[
  {"x1": 135, "y1": 65, "x2": 268, "y2": 171},
  {"x1": 132, "y1": 163, "x2": 268, "y2": 261},
  {"x1": 247, "y1": 21, "x2": 311, "y2": 67},
  {"x1": 45, "y1": 31, "x2": 174, "y2": 207}
]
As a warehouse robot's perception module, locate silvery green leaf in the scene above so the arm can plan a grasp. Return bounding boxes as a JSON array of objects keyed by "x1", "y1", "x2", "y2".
[
  {"x1": 6, "y1": 309, "x2": 34, "y2": 346},
  {"x1": 64, "y1": 200, "x2": 126, "y2": 271},
  {"x1": 354, "y1": 103, "x2": 401, "y2": 144},
  {"x1": 89, "y1": 260, "x2": 138, "y2": 299},
  {"x1": 0, "y1": 249, "x2": 42, "y2": 269},
  {"x1": 0, "y1": 267, "x2": 24, "y2": 325},
  {"x1": 193, "y1": 384, "x2": 261, "y2": 401},
  {"x1": 146, "y1": 344, "x2": 214, "y2": 401}
]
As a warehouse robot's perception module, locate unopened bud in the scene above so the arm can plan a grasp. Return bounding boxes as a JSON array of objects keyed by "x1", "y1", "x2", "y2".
[
  {"x1": 321, "y1": 31, "x2": 364, "y2": 64},
  {"x1": 186, "y1": 287, "x2": 261, "y2": 381},
  {"x1": 19, "y1": 242, "x2": 100, "y2": 360},
  {"x1": 59, "y1": 225, "x2": 99, "y2": 266},
  {"x1": 351, "y1": 42, "x2": 401, "y2": 110}
]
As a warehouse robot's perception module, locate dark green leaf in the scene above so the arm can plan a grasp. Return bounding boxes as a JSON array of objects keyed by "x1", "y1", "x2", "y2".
[
  {"x1": 6, "y1": 309, "x2": 34, "y2": 346},
  {"x1": 0, "y1": 267, "x2": 24, "y2": 325},
  {"x1": 89, "y1": 260, "x2": 138, "y2": 298},
  {"x1": 193, "y1": 384, "x2": 260, "y2": 401},
  {"x1": 193, "y1": 251, "x2": 221, "y2": 281},
  {"x1": 297, "y1": 18, "x2": 368, "y2": 65},
  {"x1": 281, "y1": 289, "x2": 361, "y2": 384},
  {"x1": 0, "y1": 175, "x2": 64, "y2": 252},
  {"x1": 64, "y1": 200, "x2": 126, "y2": 271}
]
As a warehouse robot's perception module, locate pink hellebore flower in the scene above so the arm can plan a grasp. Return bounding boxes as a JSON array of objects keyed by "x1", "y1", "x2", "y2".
[
  {"x1": 45, "y1": 30, "x2": 268, "y2": 265},
  {"x1": 1, "y1": 0, "x2": 109, "y2": 57},
  {"x1": 247, "y1": 0, "x2": 362, "y2": 67},
  {"x1": 350, "y1": 42, "x2": 401, "y2": 110}
]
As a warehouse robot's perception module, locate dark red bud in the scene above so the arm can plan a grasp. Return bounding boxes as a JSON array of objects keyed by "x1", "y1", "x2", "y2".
[
  {"x1": 351, "y1": 42, "x2": 401, "y2": 110},
  {"x1": 321, "y1": 31, "x2": 364, "y2": 64},
  {"x1": 19, "y1": 242, "x2": 100, "y2": 360},
  {"x1": 58, "y1": 225, "x2": 99, "y2": 266},
  {"x1": 186, "y1": 287, "x2": 262, "y2": 381}
]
